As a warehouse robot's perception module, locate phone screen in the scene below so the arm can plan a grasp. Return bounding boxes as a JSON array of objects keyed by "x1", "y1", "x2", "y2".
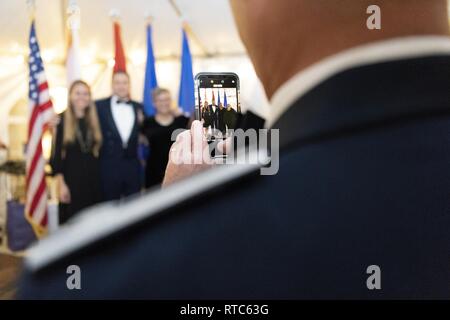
[{"x1": 195, "y1": 73, "x2": 241, "y2": 140}]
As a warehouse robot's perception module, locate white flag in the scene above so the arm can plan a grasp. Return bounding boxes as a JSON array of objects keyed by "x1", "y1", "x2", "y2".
[{"x1": 66, "y1": 26, "x2": 82, "y2": 85}]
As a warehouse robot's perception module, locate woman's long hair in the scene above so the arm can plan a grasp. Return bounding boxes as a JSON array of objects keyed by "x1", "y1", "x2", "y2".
[{"x1": 63, "y1": 80, "x2": 102, "y2": 157}]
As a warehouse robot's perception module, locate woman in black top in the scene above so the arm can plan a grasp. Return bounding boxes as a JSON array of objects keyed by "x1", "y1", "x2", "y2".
[
  {"x1": 141, "y1": 88, "x2": 189, "y2": 189},
  {"x1": 51, "y1": 80, "x2": 103, "y2": 224}
]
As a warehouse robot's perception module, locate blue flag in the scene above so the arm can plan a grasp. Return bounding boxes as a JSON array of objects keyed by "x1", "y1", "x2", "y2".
[
  {"x1": 178, "y1": 29, "x2": 195, "y2": 115},
  {"x1": 143, "y1": 24, "x2": 158, "y2": 116},
  {"x1": 217, "y1": 90, "x2": 221, "y2": 106},
  {"x1": 224, "y1": 91, "x2": 228, "y2": 107}
]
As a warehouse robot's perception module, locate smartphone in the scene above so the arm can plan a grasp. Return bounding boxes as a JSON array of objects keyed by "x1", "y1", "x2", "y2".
[{"x1": 195, "y1": 72, "x2": 241, "y2": 141}]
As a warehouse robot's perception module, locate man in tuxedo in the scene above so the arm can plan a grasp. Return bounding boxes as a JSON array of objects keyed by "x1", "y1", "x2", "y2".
[
  {"x1": 208, "y1": 102, "x2": 220, "y2": 133},
  {"x1": 95, "y1": 71, "x2": 144, "y2": 201},
  {"x1": 20, "y1": 0, "x2": 450, "y2": 299}
]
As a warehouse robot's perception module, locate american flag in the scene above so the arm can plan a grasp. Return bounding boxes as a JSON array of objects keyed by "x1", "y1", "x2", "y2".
[{"x1": 25, "y1": 21, "x2": 54, "y2": 237}]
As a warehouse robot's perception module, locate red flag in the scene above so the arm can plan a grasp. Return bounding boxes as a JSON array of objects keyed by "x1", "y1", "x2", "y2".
[{"x1": 113, "y1": 21, "x2": 126, "y2": 72}]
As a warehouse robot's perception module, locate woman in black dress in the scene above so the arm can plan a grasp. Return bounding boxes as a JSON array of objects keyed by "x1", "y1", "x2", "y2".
[
  {"x1": 51, "y1": 80, "x2": 103, "y2": 224},
  {"x1": 141, "y1": 88, "x2": 189, "y2": 189}
]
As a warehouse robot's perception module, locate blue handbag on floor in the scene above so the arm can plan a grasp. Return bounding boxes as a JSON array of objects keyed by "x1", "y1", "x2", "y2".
[{"x1": 6, "y1": 201, "x2": 37, "y2": 251}]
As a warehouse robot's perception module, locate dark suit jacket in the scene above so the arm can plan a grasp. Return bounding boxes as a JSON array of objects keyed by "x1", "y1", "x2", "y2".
[
  {"x1": 209, "y1": 104, "x2": 220, "y2": 130},
  {"x1": 218, "y1": 107, "x2": 226, "y2": 133},
  {"x1": 95, "y1": 97, "x2": 143, "y2": 200},
  {"x1": 223, "y1": 108, "x2": 238, "y2": 131},
  {"x1": 202, "y1": 107, "x2": 212, "y2": 128},
  {"x1": 95, "y1": 97, "x2": 142, "y2": 160},
  {"x1": 19, "y1": 55, "x2": 450, "y2": 299}
]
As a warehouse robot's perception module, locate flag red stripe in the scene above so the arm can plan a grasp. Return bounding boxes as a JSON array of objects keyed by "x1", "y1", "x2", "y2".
[
  {"x1": 27, "y1": 100, "x2": 52, "y2": 140},
  {"x1": 26, "y1": 139, "x2": 43, "y2": 187},
  {"x1": 28, "y1": 105, "x2": 40, "y2": 139},
  {"x1": 38, "y1": 82, "x2": 48, "y2": 92},
  {"x1": 28, "y1": 176, "x2": 46, "y2": 218},
  {"x1": 39, "y1": 100, "x2": 52, "y2": 112},
  {"x1": 41, "y1": 212, "x2": 48, "y2": 227}
]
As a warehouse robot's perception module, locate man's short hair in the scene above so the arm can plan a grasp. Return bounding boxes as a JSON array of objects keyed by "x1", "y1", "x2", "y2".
[{"x1": 152, "y1": 87, "x2": 171, "y2": 101}]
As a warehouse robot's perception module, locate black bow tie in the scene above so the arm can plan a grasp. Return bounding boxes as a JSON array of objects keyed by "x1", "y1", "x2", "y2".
[{"x1": 117, "y1": 99, "x2": 131, "y2": 104}]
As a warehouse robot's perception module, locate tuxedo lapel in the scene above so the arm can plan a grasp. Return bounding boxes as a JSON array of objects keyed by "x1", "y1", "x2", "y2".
[{"x1": 128, "y1": 102, "x2": 139, "y2": 144}]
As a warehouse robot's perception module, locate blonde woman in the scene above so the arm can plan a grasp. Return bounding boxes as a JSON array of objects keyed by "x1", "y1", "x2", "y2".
[
  {"x1": 141, "y1": 88, "x2": 189, "y2": 188},
  {"x1": 51, "y1": 80, "x2": 102, "y2": 224}
]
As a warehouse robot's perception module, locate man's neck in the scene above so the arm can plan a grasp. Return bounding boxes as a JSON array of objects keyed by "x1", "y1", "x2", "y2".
[
  {"x1": 260, "y1": 6, "x2": 449, "y2": 100},
  {"x1": 113, "y1": 94, "x2": 130, "y2": 101}
]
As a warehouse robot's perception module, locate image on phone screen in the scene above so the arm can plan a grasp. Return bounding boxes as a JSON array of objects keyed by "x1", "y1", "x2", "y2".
[{"x1": 195, "y1": 73, "x2": 241, "y2": 140}]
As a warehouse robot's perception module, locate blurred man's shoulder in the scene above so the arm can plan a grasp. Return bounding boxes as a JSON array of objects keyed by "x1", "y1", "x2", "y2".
[
  {"x1": 22, "y1": 155, "x2": 271, "y2": 273},
  {"x1": 130, "y1": 100, "x2": 144, "y2": 109}
]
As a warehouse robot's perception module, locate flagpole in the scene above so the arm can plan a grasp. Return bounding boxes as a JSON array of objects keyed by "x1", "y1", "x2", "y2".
[
  {"x1": 26, "y1": 0, "x2": 35, "y2": 21},
  {"x1": 66, "y1": 1, "x2": 81, "y2": 32},
  {"x1": 109, "y1": 8, "x2": 120, "y2": 22},
  {"x1": 168, "y1": 0, "x2": 211, "y2": 57},
  {"x1": 144, "y1": 12, "x2": 154, "y2": 27},
  {"x1": 66, "y1": 0, "x2": 82, "y2": 85}
]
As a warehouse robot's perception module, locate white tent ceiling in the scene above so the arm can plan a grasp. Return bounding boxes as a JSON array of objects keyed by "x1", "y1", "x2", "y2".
[{"x1": 0, "y1": 0, "x2": 246, "y2": 62}]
